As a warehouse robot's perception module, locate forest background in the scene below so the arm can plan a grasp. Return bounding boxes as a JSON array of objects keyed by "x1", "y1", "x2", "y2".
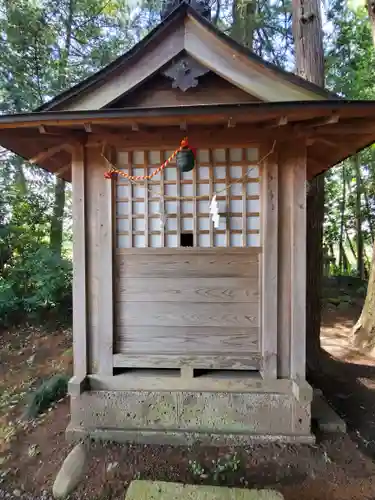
[{"x1": 0, "y1": 0, "x2": 374, "y2": 354}]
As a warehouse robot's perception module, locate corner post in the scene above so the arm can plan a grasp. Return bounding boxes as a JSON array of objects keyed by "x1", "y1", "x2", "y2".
[{"x1": 70, "y1": 145, "x2": 88, "y2": 395}]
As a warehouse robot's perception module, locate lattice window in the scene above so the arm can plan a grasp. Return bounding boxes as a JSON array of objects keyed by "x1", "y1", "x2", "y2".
[{"x1": 115, "y1": 147, "x2": 260, "y2": 248}]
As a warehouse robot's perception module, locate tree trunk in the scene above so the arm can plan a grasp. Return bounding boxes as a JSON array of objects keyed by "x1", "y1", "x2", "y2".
[
  {"x1": 50, "y1": 177, "x2": 65, "y2": 257},
  {"x1": 339, "y1": 164, "x2": 346, "y2": 273},
  {"x1": 351, "y1": 1, "x2": 375, "y2": 349},
  {"x1": 292, "y1": 0, "x2": 325, "y2": 367},
  {"x1": 352, "y1": 240, "x2": 375, "y2": 352},
  {"x1": 49, "y1": 0, "x2": 74, "y2": 256},
  {"x1": 368, "y1": 0, "x2": 375, "y2": 46},
  {"x1": 354, "y1": 154, "x2": 364, "y2": 279},
  {"x1": 231, "y1": 0, "x2": 257, "y2": 49}
]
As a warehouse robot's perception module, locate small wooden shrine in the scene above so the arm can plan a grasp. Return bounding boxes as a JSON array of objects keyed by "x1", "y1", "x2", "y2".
[{"x1": 1, "y1": 3, "x2": 375, "y2": 444}]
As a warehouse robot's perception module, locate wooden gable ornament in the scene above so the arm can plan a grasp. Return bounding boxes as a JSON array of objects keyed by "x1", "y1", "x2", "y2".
[{"x1": 162, "y1": 55, "x2": 209, "y2": 92}]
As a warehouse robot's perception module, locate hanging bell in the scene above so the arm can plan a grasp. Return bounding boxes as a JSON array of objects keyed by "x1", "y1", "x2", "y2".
[{"x1": 176, "y1": 147, "x2": 196, "y2": 172}]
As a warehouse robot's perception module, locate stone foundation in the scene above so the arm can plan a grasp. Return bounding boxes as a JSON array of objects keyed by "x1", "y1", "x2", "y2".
[{"x1": 67, "y1": 387, "x2": 314, "y2": 445}]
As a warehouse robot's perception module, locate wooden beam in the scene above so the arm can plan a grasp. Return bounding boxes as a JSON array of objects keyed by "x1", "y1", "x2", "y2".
[
  {"x1": 262, "y1": 116, "x2": 288, "y2": 129},
  {"x1": 29, "y1": 142, "x2": 74, "y2": 164},
  {"x1": 86, "y1": 126, "x2": 304, "y2": 150},
  {"x1": 55, "y1": 163, "x2": 70, "y2": 177},
  {"x1": 72, "y1": 145, "x2": 87, "y2": 380},
  {"x1": 302, "y1": 113, "x2": 340, "y2": 128}
]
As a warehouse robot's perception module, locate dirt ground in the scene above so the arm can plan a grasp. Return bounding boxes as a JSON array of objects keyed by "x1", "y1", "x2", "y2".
[{"x1": 2, "y1": 304, "x2": 375, "y2": 499}]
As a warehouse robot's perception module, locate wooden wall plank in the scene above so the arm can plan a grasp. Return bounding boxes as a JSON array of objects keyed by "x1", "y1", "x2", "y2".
[
  {"x1": 117, "y1": 72, "x2": 260, "y2": 108},
  {"x1": 115, "y1": 326, "x2": 259, "y2": 353},
  {"x1": 116, "y1": 277, "x2": 259, "y2": 303},
  {"x1": 260, "y1": 145, "x2": 278, "y2": 379},
  {"x1": 116, "y1": 252, "x2": 259, "y2": 278},
  {"x1": 117, "y1": 302, "x2": 259, "y2": 328},
  {"x1": 113, "y1": 352, "x2": 261, "y2": 370},
  {"x1": 71, "y1": 145, "x2": 87, "y2": 379}
]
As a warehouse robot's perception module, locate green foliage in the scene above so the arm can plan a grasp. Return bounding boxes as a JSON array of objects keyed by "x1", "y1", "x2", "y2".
[
  {"x1": 188, "y1": 453, "x2": 241, "y2": 483},
  {"x1": 24, "y1": 374, "x2": 69, "y2": 419},
  {"x1": 0, "y1": 246, "x2": 72, "y2": 326}
]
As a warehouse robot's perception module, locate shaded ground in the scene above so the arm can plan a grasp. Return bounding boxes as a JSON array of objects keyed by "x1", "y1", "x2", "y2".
[{"x1": 2, "y1": 293, "x2": 375, "y2": 498}]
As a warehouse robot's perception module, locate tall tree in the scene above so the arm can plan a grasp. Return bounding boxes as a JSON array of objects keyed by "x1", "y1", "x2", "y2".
[
  {"x1": 291, "y1": 0, "x2": 325, "y2": 366},
  {"x1": 231, "y1": 0, "x2": 257, "y2": 48},
  {"x1": 350, "y1": 0, "x2": 375, "y2": 350},
  {"x1": 367, "y1": 0, "x2": 375, "y2": 45}
]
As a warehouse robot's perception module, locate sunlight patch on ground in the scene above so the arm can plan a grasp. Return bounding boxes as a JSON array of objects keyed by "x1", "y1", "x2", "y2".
[{"x1": 321, "y1": 315, "x2": 375, "y2": 366}]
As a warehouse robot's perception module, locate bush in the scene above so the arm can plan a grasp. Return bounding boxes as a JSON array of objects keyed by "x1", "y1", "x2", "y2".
[
  {"x1": 0, "y1": 245, "x2": 72, "y2": 326},
  {"x1": 24, "y1": 374, "x2": 69, "y2": 419}
]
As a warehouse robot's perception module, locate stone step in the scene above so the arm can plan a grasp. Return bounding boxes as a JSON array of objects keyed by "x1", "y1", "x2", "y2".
[
  {"x1": 125, "y1": 480, "x2": 284, "y2": 500},
  {"x1": 312, "y1": 389, "x2": 347, "y2": 433}
]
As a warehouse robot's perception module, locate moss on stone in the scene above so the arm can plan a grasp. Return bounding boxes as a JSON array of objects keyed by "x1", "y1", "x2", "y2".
[{"x1": 125, "y1": 480, "x2": 284, "y2": 500}]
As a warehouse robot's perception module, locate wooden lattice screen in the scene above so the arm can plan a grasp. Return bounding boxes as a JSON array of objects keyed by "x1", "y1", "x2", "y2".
[{"x1": 115, "y1": 147, "x2": 260, "y2": 248}]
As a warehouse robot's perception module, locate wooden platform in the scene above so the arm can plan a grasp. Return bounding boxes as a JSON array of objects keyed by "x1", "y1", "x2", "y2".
[{"x1": 125, "y1": 481, "x2": 284, "y2": 500}]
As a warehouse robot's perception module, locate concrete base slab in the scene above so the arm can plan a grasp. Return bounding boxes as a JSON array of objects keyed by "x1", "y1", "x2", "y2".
[
  {"x1": 66, "y1": 424, "x2": 315, "y2": 446},
  {"x1": 68, "y1": 386, "x2": 314, "y2": 446},
  {"x1": 125, "y1": 481, "x2": 284, "y2": 500},
  {"x1": 312, "y1": 390, "x2": 346, "y2": 433}
]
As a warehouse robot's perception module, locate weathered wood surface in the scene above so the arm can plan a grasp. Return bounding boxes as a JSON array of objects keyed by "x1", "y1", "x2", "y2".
[
  {"x1": 85, "y1": 145, "x2": 114, "y2": 375},
  {"x1": 62, "y1": 24, "x2": 185, "y2": 111},
  {"x1": 117, "y1": 72, "x2": 259, "y2": 108},
  {"x1": 113, "y1": 353, "x2": 261, "y2": 370},
  {"x1": 277, "y1": 148, "x2": 293, "y2": 378},
  {"x1": 116, "y1": 251, "x2": 259, "y2": 278},
  {"x1": 115, "y1": 248, "x2": 261, "y2": 364},
  {"x1": 115, "y1": 326, "x2": 259, "y2": 353},
  {"x1": 117, "y1": 302, "x2": 259, "y2": 328},
  {"x1": 117, "y1": 277, "x2": 259, "y2": 302},
  {"x1": 260, "y1": 144, "x2": 278, "y2": 379},
  {"x1": 71, "y1": 145, "x2": 87, "y2": 379},
  {"x1": 290, "y1": 143, "x2": 307, "y2": 379}
]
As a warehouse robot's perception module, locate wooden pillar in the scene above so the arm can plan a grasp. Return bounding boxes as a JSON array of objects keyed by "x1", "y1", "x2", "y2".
[
  {"x1": 260, "y1": 145, "x2": 278, "y2": 379},
  {"x1": 85, "y1": 144, "x2": 114, "y2": 376},
  {"x1": 277, "y1": 142, "x2": 307, "y2": 380},
  {"x1": 290, "y1": 145, "x2": 307, "y2": 380},
  {"x1": 72, "y1": 145, "x2": 87, "y2": 381}
]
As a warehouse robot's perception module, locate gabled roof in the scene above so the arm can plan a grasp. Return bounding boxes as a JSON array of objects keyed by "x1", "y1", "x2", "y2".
[
  {"x1": 0, "y1": 3, "x2": 374, "y2": 183},
  {"x1": 38, "y1": 2, "x2": 337, "y2": 113}
]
